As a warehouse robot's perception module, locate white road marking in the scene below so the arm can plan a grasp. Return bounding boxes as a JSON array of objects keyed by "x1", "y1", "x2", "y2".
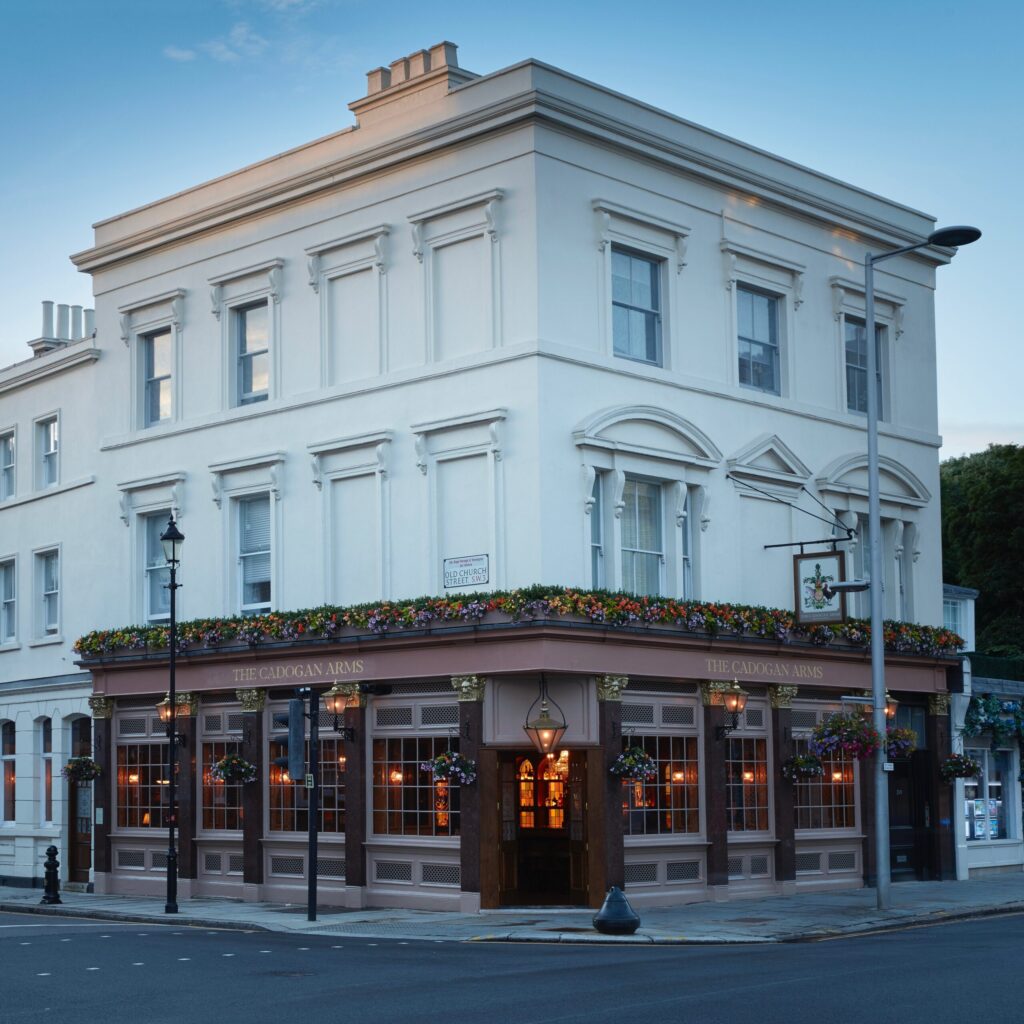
[
  {"x1": 36, "y1": 973, "x2": 51, "y2": 977},
  {"x1": 331, "y1": 945, "x2": 343, "y2": 949},
  {"x1": 177, "y1": 957, "x2": 190, "y2": 962},
  {"x1": 259, "y1": 950, "x2": 271, "y2": 954},
  {"x1": 86, "y1": 967, "x2": 100, "y2": 971},
  {"x1": 298, "y1": 947, "x2": 309, "y2": 951},
  {"x1": 222, "y1": 954, "x2": 235, "y2": 958},
  {"x1": 19, "y1": 941, "x2": 31, "y2": 945},
  {"x1": 132, "y1": 963, "x2": 144, "y2": 966}
]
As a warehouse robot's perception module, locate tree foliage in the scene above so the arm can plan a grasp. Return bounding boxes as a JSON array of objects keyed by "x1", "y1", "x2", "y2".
[{"x1": 941, "y1": 444, "x2": 1024, "y2": 655}]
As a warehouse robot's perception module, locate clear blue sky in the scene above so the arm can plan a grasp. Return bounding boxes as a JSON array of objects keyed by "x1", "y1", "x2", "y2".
[{"x1": 1, "y1": 0, "x2": 1019, "y2": 458}]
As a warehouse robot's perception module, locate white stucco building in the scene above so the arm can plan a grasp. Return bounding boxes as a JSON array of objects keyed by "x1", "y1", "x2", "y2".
[{"x1": 1, "y1": 43, "x2": 968, "y2": 905}]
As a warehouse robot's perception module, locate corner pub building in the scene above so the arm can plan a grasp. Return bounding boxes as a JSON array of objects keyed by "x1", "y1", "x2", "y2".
[
  {"x1": 3, "y1": 41, "x2": 968, "y2": 901},
  {"x1": 82, "y1": 616, "x2": 959, "y2": 910}
]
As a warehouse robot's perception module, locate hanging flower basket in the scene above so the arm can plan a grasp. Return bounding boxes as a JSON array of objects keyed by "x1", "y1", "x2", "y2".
[
  {"x1": 886, "y1": 727, "x2": 918, "y2": 760},
  {"x1": 609, "y1": 746, "x2": 658, "y2": 781},
  {"x1": 939, "y1": 752, "x2": 981, "y2": 782},
  {"x1": 211, "y1": 753, "x2": 257, "y2": 784},
  {"x1": 420, "y1": 751, "x2": 477, "y2": 785},
  {"x1": 781, "y1": 753, "x2": 824, "y2": 782},
  {"x1": 810, "y1": 712, "x2": 882, "y2": 761},
  {"x1": 61, "y1": 757, "x2": 101, "y2": 782}
]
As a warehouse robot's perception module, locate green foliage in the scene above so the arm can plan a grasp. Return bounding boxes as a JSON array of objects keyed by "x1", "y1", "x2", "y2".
[{"x1": 941, "y1": 444, "x2": 1024, "y2": 655}]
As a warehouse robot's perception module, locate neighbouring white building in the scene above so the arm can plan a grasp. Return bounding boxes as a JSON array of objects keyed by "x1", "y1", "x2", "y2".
[{"x1": 1, "y1": 43, "x2": 970, "y2": 906}]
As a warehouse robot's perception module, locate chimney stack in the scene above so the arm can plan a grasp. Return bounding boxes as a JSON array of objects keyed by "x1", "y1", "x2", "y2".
[
  {"x1": 41, "y1": 300, "x2": 55, "y2": 339},
  {"x1": 71, "y1": 305, "x2": 83, "y2": 340},
  {"x1": 56, "y1": 304, "x2": 70, "y2": 341},
  {"x1": 84, "y1": 308, "x2": 95, "y2": 337}
]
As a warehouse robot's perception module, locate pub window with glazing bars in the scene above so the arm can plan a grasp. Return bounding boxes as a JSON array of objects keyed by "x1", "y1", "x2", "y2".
[
  {"x1": 621, "y1": 734, "x2": 700, "y2": 836},
  {"x1": 372, "y1": 736, "x2": 460, "y2": 838},
  {"x1": 202, "y1": 740, "x2": 244, "y2": 831},
  {"x1": 793, "y1": 738, "x2": 856, "y2": 830},
  {"x1": 726, "y1": 737, "x2": 769, "y2": 831},
  {"x1": 268, "y1": 737, "x2": 345, "y2": 834},
  {"x1": 116, "y1": 743, "x2": 170, "y2": 828}
]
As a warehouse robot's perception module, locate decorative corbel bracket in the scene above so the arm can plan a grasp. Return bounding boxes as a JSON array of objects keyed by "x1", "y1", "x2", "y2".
[
  {"x1": 307, "y1": 254, "x2": 321, "y2": 294},
  {"x1": 414, "y1": 433, "x2": 428, "y2": 475},
  {"x1": 792, "y1": 271, "x2": 804, "y2": 310},
  {"x1": 696, "y1": 485, "x2": 711, "y2": 532},
  {"x1": 674, "y1": 233, "x2": 688, "y2": 274},
  {"x1": 596, "y1": 675, "x2": 629, "y2": 701},
  {"x1": 451, "y1": 675, "x2": 487, "y2": 702},
  {"x1": 269, "y1": 463, "x2": 281, "y2": 502},
  {"x1": 612, "y1": 470, "x2": 626, "y2": 520},
  {"x1": 831, "y1": 281, "x2": 846, "y2": 321},
  {"x1": 375, "y1": 442, "x2": 389, "y2": 480},
  {"x1": 311, "y1": 453, "x2": 323, "y2": 491},
  {"x1": 119, "y1": 313, "x2": 131, "y2": 348},
  {"x1": 489, "y1": 420, "x2": 503, "y2": 462},
  {"x1": 722, "y1": 247, "x2": 737, "y2": 292},
  {"x1": 210, "y1": 284, "x2": 223, "y2": 320},
  {"x1": 582, "y1": 464, "x2": 597, "y2": 515},
  {"x1": 211, "y1": 474, "x2": 223, "y2": 509},
  {"x1": 374, "y1": 230, "x2": 388, "y2": 274},
  {"x1": 484, "y1": 197, "x2": 500, "y2": 243},
  {"x1": 268, "y1": 265, "x2": 282, "y2": 305},
  {"x1": 595, "y1": 208, "x2": 611, "y2": 252},
  {"x1": 171, "y1": 296, "x2": 184, "y2": 338},
  {"x1": 118, "y1": 492, "x2": 130, "y2": 527},
  {"x1": 411, "y1": 223, "x2": 424, "y2": 264},
  {"x1": 671, "y1": 480, "x2": 689, "y2": 528}
]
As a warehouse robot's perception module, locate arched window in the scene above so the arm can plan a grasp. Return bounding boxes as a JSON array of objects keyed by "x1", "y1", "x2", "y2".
[{"x1": 39, "y1": 718, "x2": 52, "y2": 825}]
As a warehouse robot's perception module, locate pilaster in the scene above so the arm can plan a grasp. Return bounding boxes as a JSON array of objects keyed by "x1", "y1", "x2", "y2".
[
  {"x1": 453, "y1": 676, "x2": 484, "y2": 901},
  {"x1": 236, "y1": 689, "x2": 265, "y2": 886},
  {"x1": 701, "y1": 683, "x2": 729, "y2": 891}
]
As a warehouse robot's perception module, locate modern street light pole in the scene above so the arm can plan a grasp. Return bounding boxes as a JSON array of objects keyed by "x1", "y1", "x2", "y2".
[
  {"x1": 864, "y1": 225, "x2": 980, "y2": 910},
  {"x1": 160, "y1": 515, "x2": 185, "y2": 915}
]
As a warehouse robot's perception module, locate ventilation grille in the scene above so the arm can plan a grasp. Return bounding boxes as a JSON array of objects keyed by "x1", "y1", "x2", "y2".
[
  {"x1": 228, "y1": 855, "x2": 244, "y2": 874},
  {"x1": 226, "y1": 713, "x2": 245, "y2": 733},
  {"x1": 118, "y1": 717, "x2": 148, "y2": 736},
  {"x1": 791, "y1": 710, "x2": 819, "y2": 729},
  {"x1": 744, "y1": 708, "x2": 765, "y2": 729},
  {"x1": 667, "y1": 860, "x2": 701, "y2": 883},
  {"x1": 624, "y1": 862, "x2": 658, "y2": 885},
  {"x1": 152, "y1": 852, "x2": 168, "y2": 869},
  {"x1": 204, "y1": 714, "x2": 223, "y2": 734},
  {"x1": 661, "y1": 705, "x2": 695, "y2": 727},
  {"x1": 828, "y1": 851, "x2": 857, "y2": 872},
  {"x1": 270, "y1": 856, "x2": 304, "y2": 877},
  {"x1": 375, "y1": 861, "x2": 413, "y2": 883},
  {"x1": 204, "y1": 853, "x2": 222, "y2": 873},
  {"x1": 422, "y1": 863, "x2": 461, "y2": 887},
  {"x1": 271, "y1": 712, "x2": 289, "y2": 730},
  {"x1": 727, "y1": 857, "x2": 744, "y2": 879},
  {"x1": 317, "y1": 710, "x2": 334, "y2": 730},
  {"x1": 420, "y1": 705, "x2": 459, "y2": 727},
  {"x1": 117, "y1": 850, "x2": 145, "y2": 869},
  {"x1": 389, "y1": 680, "x2": 452, "y2": 695},
  {"x1": 375, "y1": 706, "x2": 414, "y2": 728},
  {"x1": 750, "y1": 855, "x2": 770, "y2": 877},
  {"x1": 317, "y1": 859, "x2": 346, "y2": 879},
  {"x1": 621, "y1": 704, "x2": 655, "y2": 725},
  {"x1": 795, "y1": 852, "x2": 821, "y2": 873}
]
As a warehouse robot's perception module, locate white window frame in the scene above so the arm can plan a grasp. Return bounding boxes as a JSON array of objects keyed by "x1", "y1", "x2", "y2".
[
  {"x1": 943, "y1": 599, "x2": 962, "y2": 636},
  {"x1": 142, "y1": 509, "x2": 172, "y2": 623},
  {"x1": 33, "y1": 547, "x2": 60, "y2": 641},
  {"x1": 843, "y1": 313, "x2": 889, "y2": 421},
  {"x1": 589, "y1": 471, "x2": 604, "y2": 589},
  {"x1": 0, "y1": 428, "x2": 14, "y2": 501},
  {"x1": 610, "y1": 245, "x2": 665, "y2": 367},
  {"x1": 34, "y1": 414, "x2": 59, "y2": 490},
  {"x1": 38, "y1": 717, "x2": 52, "y2": 826},
  {"x1": 237, "y1": 492, "x2": 273, "y2": 614},
  {"x1": 141, "y1": 327, "x2": 174, "y2": 428},
  {"x1": 963, "y1": 745, "x2": 1019, "y2": 844},
  {"x1": 233, "y1": 300, "x2": 271, "y2": 407},
  {"x1": 620, "y1": 475, "x2": 665, "y2": 596},
  {"x1": 736, "y1": 284, "x2": 782, "y2": 396},
  {"x1": 0, "y1": 557, "x2": 16, "y2": 646}
]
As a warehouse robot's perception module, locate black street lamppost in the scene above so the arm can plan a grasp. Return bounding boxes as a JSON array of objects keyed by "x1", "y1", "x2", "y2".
[{"x1": 158, "y1": 515, "x2": 185, "y2": 914}]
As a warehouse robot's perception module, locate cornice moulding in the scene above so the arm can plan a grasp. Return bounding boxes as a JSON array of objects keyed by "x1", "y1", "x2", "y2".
[
  {"x1": 208, "y1": 451, "x2": 286, "y2": 475},
  {"x1": 0, "y1": 346, "x2": 99, "y2": 395},
  {"x1": 307, "y1": 430, "x2": 393, "y2": 457},
  {"x1": 117, "y1": 288, "x2": 186, "y2": 314},
  {"x1": 407, "y1": 189, "x2": 504, "y2": 225},
  {"x1": 207, "y1": 258, "x2": 284, "y2": 286},
  {"x1": 410, "y1": 407, "x2": 506, "y2": 436},
  {"x1": 304, "y1": 225, "x2": 390, "y2": 257},
  {"x1": 70, "y1": 80, "x2": 945, "y2": 275},
  {"x1": 117, "y1": 471, "x2": 187, "y2": 493}
]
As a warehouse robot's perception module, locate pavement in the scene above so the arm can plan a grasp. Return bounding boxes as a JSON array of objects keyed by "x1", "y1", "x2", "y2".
[{"x1": 2, "y1": 874, "x2": 1024, "y2": 944}]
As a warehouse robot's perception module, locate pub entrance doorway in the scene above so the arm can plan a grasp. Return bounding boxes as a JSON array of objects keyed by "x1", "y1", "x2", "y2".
[
  {"x1": 68, "y1": 717, "x2": 93, "y2": 885},
  {"x1": 497, "y1": 750, "x2": 588, "y2": 906}
]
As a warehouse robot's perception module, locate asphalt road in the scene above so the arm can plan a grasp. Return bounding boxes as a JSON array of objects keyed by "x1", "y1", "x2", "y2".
[{"x1": 1, "y1": 909, "x2": 1016, "y2": 1024}]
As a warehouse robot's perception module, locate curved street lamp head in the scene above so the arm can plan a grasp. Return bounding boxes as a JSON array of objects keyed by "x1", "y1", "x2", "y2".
[{"x1": 928, "y1": 225, "x2": 981, "y2": 248}]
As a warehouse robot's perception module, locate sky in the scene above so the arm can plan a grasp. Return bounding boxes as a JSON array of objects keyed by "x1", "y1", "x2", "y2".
[{"x1": 0, "y1": 0, "x2": 1020, "y2": 459}]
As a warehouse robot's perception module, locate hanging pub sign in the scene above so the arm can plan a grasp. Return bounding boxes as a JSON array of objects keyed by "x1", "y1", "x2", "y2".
[
  {"x1": 443, "y1": 554, "x2": 489, "y2": 588},
  {"x1": 793, "y1": 551, "x2": 845, "y2": 625}
]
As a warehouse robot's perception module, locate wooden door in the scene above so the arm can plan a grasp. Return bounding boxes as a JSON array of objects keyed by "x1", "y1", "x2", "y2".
[
  {"x1": 497, "y1": 754, "x2": 518, "y2": 904},
  {"x1": 568, "y1": 750, "x2": 588, "y2": 905},
  {"x1": 68, "y1": 718, "x2": 92, "y2": 884}
]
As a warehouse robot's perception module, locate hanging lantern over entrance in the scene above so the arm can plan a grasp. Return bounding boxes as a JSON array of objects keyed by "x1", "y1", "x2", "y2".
[{"x1": 523, "y1": 675, "x2": 568, "y2": 754}]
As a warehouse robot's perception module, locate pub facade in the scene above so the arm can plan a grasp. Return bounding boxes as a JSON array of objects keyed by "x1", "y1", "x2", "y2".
[{"x1": 83, "y1": 619, "x2": 959, "y2": 910}]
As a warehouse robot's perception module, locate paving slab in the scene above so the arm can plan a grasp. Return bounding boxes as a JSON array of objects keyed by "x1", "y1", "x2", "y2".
[{"x1": 2, "y1": 874, "x2": 1023, "y2": 945}]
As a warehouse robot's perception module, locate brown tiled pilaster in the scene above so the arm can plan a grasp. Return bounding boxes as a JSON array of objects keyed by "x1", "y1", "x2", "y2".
[
  {"x1": 595, "y1": 675, "x2": 626, "y2": 894},
  {"x1": 343, "y1": 700, "x2": 367, "y2": 889},
  {"x1": 770, "y1": 685, "x2": 798, "y2": 886},
  {"x1": 701, "y1": 683, "x2": 729, "y2": 892},
  {"x1": 176, "y1": 710, "x2": 198, "y2": 881},
  {"x1": 453, "y1": 676, "x2": 485, "y2": 897},
  {"x1": 237, "y1": 689, "x2": 265, "y2": 885},
  {"x1": 88, "y1": 697, "x2": 113, "y2": 876}
]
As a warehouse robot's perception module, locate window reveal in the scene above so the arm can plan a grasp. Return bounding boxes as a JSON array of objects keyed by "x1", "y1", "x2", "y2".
[
  {"x1": 621, "y1": 734, "x2": 699, "y2": 836},
  {"x1": 964, "y1": 747, "x2": 1010, "y2": 842},
  {"x1": 737, "y1": 286, "x2": 780, "y2": 394},
  {"x1": 621, "y1": 477, "x2": 662, "y2": 596},
  {"x1": 611, "y1": 247, "x2": 662, "y2": 365},
  {"x1": 143, "y1": 328, "x2": 173, "y2": 426},
  {"x1": 1, "y1": 721, "x2": 15, "y2": 823},
  {"x1": 372, "y1": 736, "x2": 460, "y2": 838}
]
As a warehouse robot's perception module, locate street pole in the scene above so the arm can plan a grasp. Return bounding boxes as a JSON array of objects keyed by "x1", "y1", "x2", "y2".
[
  {"x1": 165, "y1": 555, "x2": 179, "y2": 914},
  {"x1": 864, "y1": 252, "x2": 891, "y2": 911},
  {"x1": 307, "y1": 689, "x2": 319, "y2": 923}
]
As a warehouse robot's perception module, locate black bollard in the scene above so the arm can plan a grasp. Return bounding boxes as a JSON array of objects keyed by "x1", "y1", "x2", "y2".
[
  {"x1": 40, "y1": 845, "x2": 62, "y2": 905},
  {"x1": 593, "y1": 885, "x2": 640, "y2": 935}
]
